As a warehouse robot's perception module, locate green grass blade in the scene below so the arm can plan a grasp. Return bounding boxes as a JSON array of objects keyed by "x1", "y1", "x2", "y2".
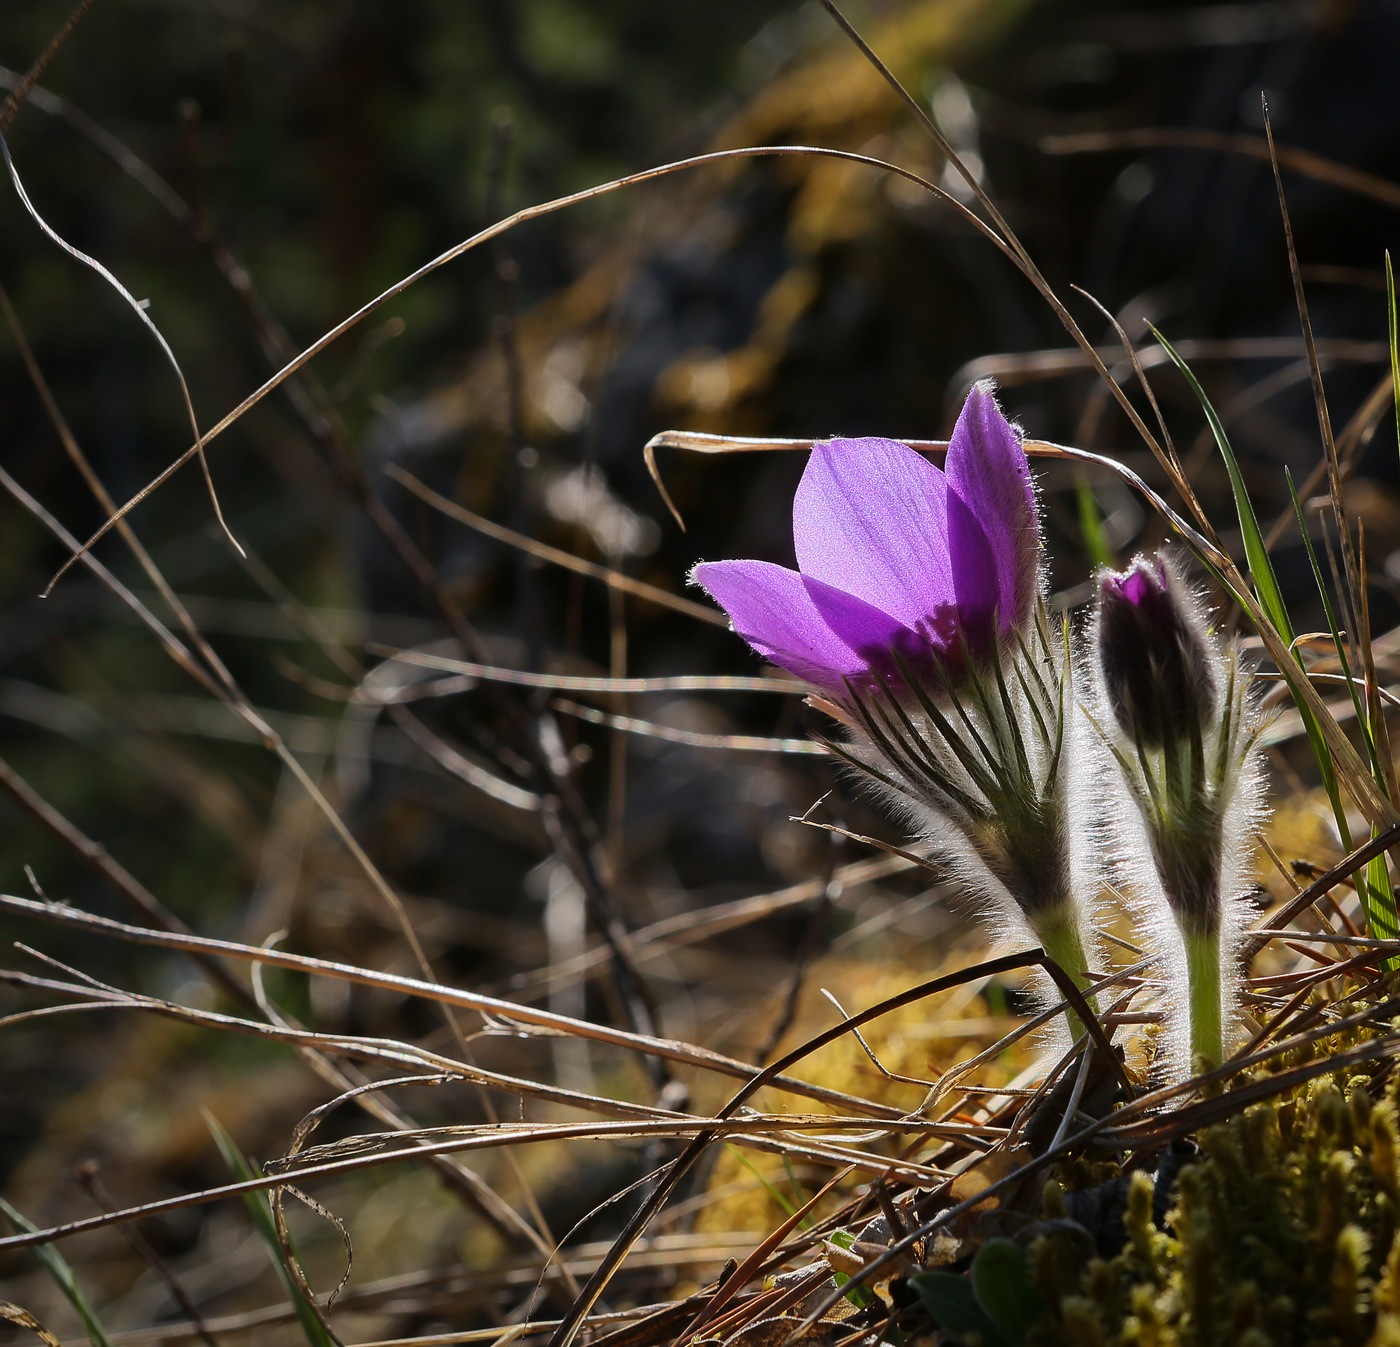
[
  {"x1": 0, "y1": 1199, "x2": 115, "y2": 1347},
  {"x1": 726, "y1": 1145, "x2": 799, "y2": 1221},
  {"x1": 1288, "y1": 471, "x2": 1400, "y2": 954},
  {"x1": 1156, "y1": 331, "x2": 1315, "y2": 782},
  {"x1": 1287, "y1": 470, "x2": 1369, "y2": 746},
  {"x1": 780, "y1": 1155, "x2": 810, "y2": 1212},
  {"x1": 1161, "y1": 330, "x2": 1400, "y2": 947},
  {"x1": 1352, "y1": 261, "x2": 1400, "y2": 952},
  {"x1": 1368, "y1": 854, "x2": 1400, "y2": 946},
  {"x1": 1075, "y1": 473, "x2": 1113, "y2": 569},
  {"x1": 205, "y1": 1115, "x2": 338, "y2": 1347},
  {"x1": 1149, "y1": 324, "x2": 1294, "y2": 641}
]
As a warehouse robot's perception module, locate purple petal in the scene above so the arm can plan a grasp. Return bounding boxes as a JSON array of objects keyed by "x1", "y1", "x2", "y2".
[
  {"x1": 1104, "y1": 556, "x2": 1165, "y2": 608},
  {"x1": 944, "y1": 382, "x2": 1040, "y2": 635},
  {"x1": 691, "y1": 559, "x2": 868, "y2": 690},
  {"x1": 793, "y1": 438, "x2": 956, "y2": 636},
  {"x1": 800, "y1": 574, "x2": 925, "y2": 679},
  {"x1": 946, "y1": 488, "x2": 1000, "y2": 659}
]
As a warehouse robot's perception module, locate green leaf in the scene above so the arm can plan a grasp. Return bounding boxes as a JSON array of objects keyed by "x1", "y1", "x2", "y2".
[
  {"x1": 824, "y1": 1230, "x2": 876, "y2": 1309},
  {"x1": 781, "y1": 1155, "x2": 809, "y2": 1213},
  {"x1": 205, "y1": 1115, "x2": 339, "y2": 1347},
  {"x1": 1286, "y1": 469, "x2": 1363, "y2": 810},
  {"x1": 0, "y1": 1199, "x2": 115, "y2": 1347},
  {"x1": 971, "y1": 1238, "x2": 1043, "y2": 1342},
  {"x1": 910, "y1": 1270, "x2": 1013, "y2": 1347}
]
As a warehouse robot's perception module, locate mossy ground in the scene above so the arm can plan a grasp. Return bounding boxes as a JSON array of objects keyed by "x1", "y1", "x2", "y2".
[{"x1": 1033, "y1": 1025, "x2": 1400, "y2": 1346}]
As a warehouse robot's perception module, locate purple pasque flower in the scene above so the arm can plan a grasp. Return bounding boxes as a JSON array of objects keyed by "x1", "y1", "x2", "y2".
[
  {"x1": 691, "y1": 382, "x2": 1039, "y2": 693},
  {"x1": 690, "y1": 383, "x2": 1100, "y2": 1037}
]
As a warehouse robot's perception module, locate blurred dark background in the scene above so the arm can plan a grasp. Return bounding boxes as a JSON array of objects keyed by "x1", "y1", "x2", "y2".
[{"x1": 3, "y1": 0, "x2": 1400, "y2": 1338}]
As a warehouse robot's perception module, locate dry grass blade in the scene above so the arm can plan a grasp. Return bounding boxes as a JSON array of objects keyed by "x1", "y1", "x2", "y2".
[
  {"x1": 0, "y1": 64, "x2": 191, "y2": 221},
  {"x1": 540, "y1": 946, "x2": 1118, "y2": 1347},
  {"x1": 0, "y1": 0, "x2": 100, "y2": 134},
  {"x1": 359, "y1": 651, "x2": 804, "y2": 695},
  {"x1": 794, "y1": 819, "x2": 942, "y2": 875},
  {"x1": 493, "y1": 856, "x2": 911, "y2": 1000},
  {"x1": 0, "y1": 892, "x2": 907, "y2": 1118},
  {"x1": 553, "y1": 700, "x2": 823, "y2": 755},
  {"x1": 100, "y1": 1287, "x2": 704, "y2": 1347},
  {"x1": 0, "y1": 1301, "x2": 62, "y2": 1347},
  {"x1": 1256, "y1": 669, "x2": 1400, "y2": 711},
  {"x1": 955, "y1": 337, "x2": 1387, "y2": 389},
  {"x1": 0, "y1": 752, "x2": 249, "y2": 1004},
  {"x1": 43, "y1": 140, "x2": 1002, "y2": 582},
  {"x1": 385, "y1": 464, "x2": 724, "y2": 626},
  {"x1": 1264, "y1": 102, "x2": 1362, "y2": 641},
  {"x1": 814, "y1": 0, "x2": 1172, "y2": 467},
  {"x1": 0, "y1": 1100, "x2": 978, "y2": 1258},
  {"x1": 0, "y1": 963, "x2": 737, "y2": 1134},
  {"x1": 269, "y1": 1118, "x2": 993, "y2": 1176},
  {"x1": 389, "y1": 706, "x2": 542, "y2": 809},
  {"x1": 0, "y1": 131, "x2": 240, "y2": 568},
  {"x1": 1262, "y1": 367, "x2": 1399, "y2": 550},
  {"x1": 1242, "y1": 821, "x2": 1400, "y2": 958},
  {"x1": 1039, "y1": 126, "x2": 1400, "y2": 212},
  {"x1": 678, "y1": 1172, "x2": 847, "y2": 1347},
  {"x1": 820, "y1": 988, "x2": 937, "y2": 1090},
  {"x1": 73, "y1": 1163, "x2": 223, "y2": 1347},
  {"x1": 644, "y1": 432, "x2": 1214, "y2": 550}
]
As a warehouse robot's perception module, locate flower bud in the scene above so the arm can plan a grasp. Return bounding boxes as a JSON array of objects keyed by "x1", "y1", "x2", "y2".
[
  {"x1": 1091, "y1": 550, "x2": 1263, "y2": 1077},
  {"x1": 1097, "y1": 557, "x2": 1217, "y2": 749}
]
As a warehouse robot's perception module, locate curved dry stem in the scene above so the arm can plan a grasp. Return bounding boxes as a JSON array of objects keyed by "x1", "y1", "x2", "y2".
[
  {"x1": 0, "y1": 892, "x2": 908, "y2": 1120},
  {"x1": 540, "y1": 944, "x2": 1124, "y2": 1347},
  {"x1": 1039, "y1": 126, "x2": 1400, "y2": 212},
  {"x1": 386, "y1": 463, "x2": 725, "y2": 627},
  {"x1": 43, "y1": 142, "x2": 1007, "y2": 591},
  {"x1": 0, "y1": 131, "x2": 240, "y2": 563}
]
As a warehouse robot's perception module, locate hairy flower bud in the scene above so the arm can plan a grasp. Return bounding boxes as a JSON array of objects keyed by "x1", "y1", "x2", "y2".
[
  {"x1": 1091, "y1": 550, "x2": 1264, "y2": 1077},
  {"x1": 1097, "y1": 558, "x2": 1216, "y2": 749}
]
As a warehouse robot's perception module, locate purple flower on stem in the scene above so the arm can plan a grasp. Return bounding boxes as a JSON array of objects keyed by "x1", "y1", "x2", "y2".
[
  {"x1": 691, "y1": 384, "x2": 1100, "y2": 1040},
  {"x1": 691, "y1": 382, "x2": 1039, "y2": 692}
]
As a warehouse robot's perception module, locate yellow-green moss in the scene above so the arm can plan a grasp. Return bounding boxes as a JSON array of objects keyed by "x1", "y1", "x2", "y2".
[{"x1": 1029, "y1": 1060, "x2": 1400, "y2": 1346}]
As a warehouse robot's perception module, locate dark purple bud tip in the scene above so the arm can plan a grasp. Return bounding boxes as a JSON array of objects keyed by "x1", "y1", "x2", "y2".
[{"x1": 1097, "y1": 555, "x2": 1217, "y2": 748}]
